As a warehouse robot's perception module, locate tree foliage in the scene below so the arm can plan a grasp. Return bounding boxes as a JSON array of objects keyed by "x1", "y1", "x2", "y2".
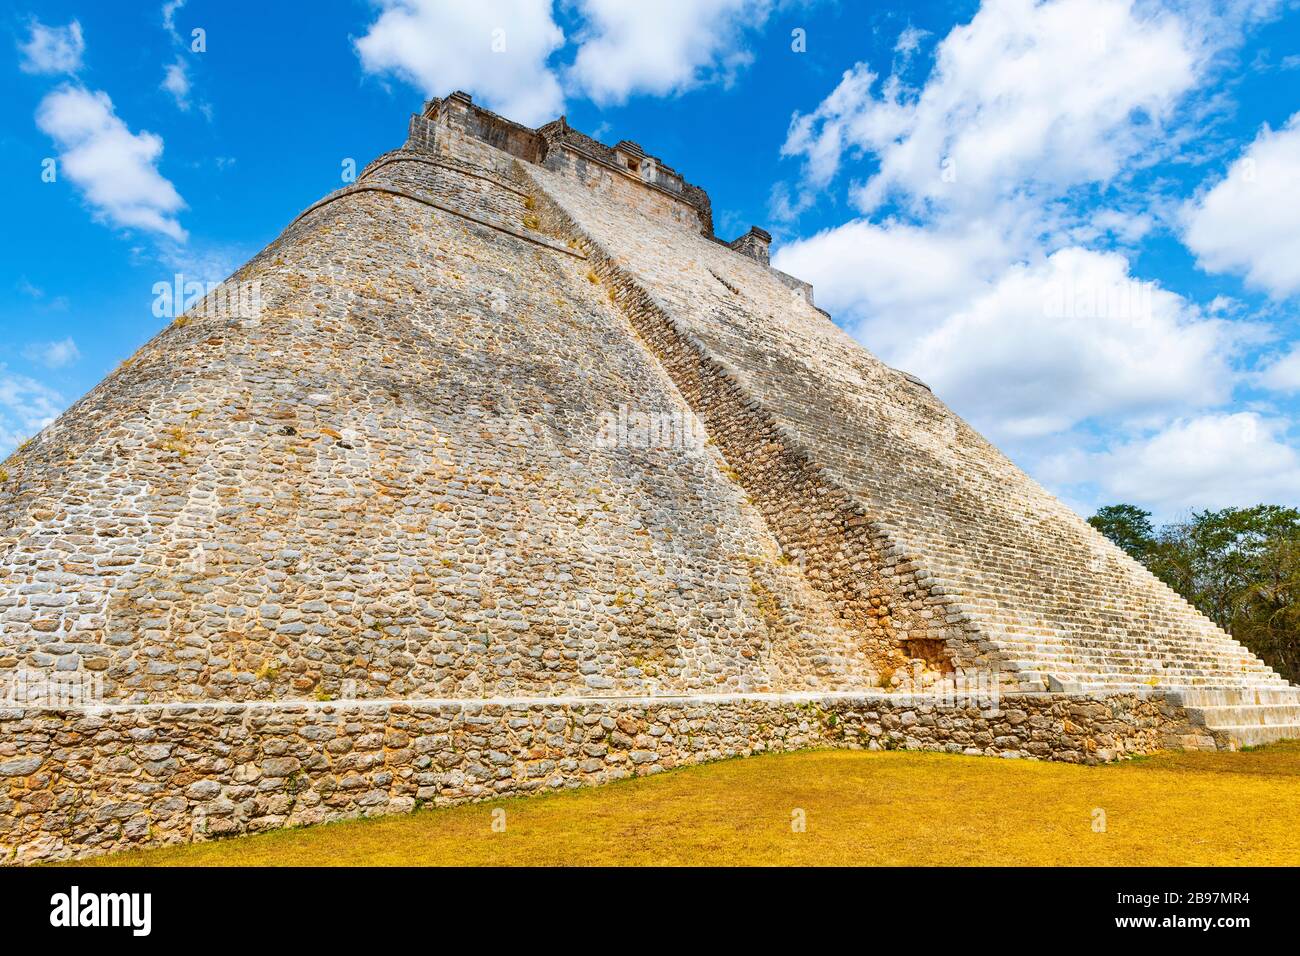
[
  {"x1": 1087, "y1": 504, "x2": 1155, "y2": 560},
  {"x1": 1089, "y1": 504, "x2": 1300, "y2": 683}
]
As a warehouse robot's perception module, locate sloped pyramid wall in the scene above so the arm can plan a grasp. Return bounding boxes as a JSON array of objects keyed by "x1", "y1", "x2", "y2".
[
  {"x1": 2, "y1": 93, "x2": 1288, "y2": 863},
  {"x1": 508, "y1": 105, "x2": 1289, "y2": 696},
  {"x1": 1, "y1": 92, "x2": 1289, "y2": 706},
  {"x1": 0, "y1": 112, "x2": 898, "y2": 705}
]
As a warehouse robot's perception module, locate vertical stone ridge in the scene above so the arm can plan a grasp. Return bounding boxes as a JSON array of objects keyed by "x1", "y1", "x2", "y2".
[
  {"x1": 517, "y1": 163, "x2": 1012, "y2": 687},
  {"x1": 514, "y1": 124, "x2": 1291, "y2": 697}
]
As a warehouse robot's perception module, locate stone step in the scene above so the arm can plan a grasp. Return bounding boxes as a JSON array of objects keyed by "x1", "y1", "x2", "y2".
[
  {"x1": 965, "y1": 600, "x2": 1226, "y2": 629},
  {"x1": 1182, "y1": 687, "x2": 1300, "y2": 707},
  {"x1": 999, "y1": 640, "x2": 1238, "y2": 655},
  {"x1": 1000, "y1": 657, "x2": 1284, "y2": 680},
  {"x1": 1008, "y1": 650, "x2": 1269, "y2": 669},
  {"x1": 1000, "y1": 663, "x2": 1273, "y2": 683},
  {"x1": 987, "y1": 638, "x2": 1283, "y2": 681},
  {"x1": 1206, "y1": 724, "x2": 1300, "y2": 748},
  {"x1": 995, "y1": 630, "x2": 1251, "y2": 649},
  {"x1": 992, "y1": 631, "x2": 1258, "y2": 654},
  {"x1": 985, "y1": 629, "x2": 1257, "y2": 656},
  {"x1": 1043, "y1": 675, "x2": 1287, "y2": 692},
  {"x1": 1189, "y1": 704, "x2": 1300, "y2": 726}
]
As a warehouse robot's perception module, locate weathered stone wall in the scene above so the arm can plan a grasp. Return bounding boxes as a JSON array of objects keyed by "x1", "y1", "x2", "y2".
[
  {"x1": 0, "y1": 108, "x2": 889, "y2": 704},
  {"x1": 2, "y1": 92, "x2": 1292, "y2": 865},
  {"x1": 516, "y1": 127, "x2": 1288, "y2": 694},
  {"x1": 361, "y1": 152, "x2": 531, "y2": 226},
  {"x1": 9, "y1": 91, "x2": 1277, "y2": 708},
  {"x1": 0, "y1": 689, "x2": 1210, "y2": 864},
  {"x1": 521, "y1": 175, "x2": 974, "y2": 686}
]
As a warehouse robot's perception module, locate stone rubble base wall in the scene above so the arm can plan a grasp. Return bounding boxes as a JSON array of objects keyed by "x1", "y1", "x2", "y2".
[{"x1": 0, "y1": 690, "x2": 1210, "y2": 864}]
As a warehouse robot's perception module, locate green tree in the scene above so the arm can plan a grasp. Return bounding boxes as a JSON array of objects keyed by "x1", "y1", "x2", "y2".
[
  {"x1": 1145, "y1": 506, "x2": 1300, "y2": 684},
  {"x1": 1089, "y1": 504, "x2": 1300, "y2": 683},
  {"x1": 1088, "y1": 504, "x2": 1155, "y2": 559}
]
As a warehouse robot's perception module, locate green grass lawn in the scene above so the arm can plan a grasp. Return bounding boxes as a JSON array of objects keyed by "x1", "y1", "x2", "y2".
[{"x1": 70, "y1": 742, "x2": 1300, "y2": 866}]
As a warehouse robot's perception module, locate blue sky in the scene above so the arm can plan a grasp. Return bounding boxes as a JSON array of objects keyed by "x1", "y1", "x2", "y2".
[{"x1": 3, "y1": 0, "x2": 1298, "y2": 522}]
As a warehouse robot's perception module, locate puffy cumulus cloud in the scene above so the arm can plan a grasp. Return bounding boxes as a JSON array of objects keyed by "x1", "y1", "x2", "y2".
[
  {"x1": 567, "y1": 0, "x2": 771, "y2": 105},
  {"x1": 0, "y1": 367, "x2": 64, "y2": 456},
  {"x1": 36, "y1": 86, "x2": 187, "y2": 241},
  {"x1": 1072, "y1": 413, "x2": 1300, "y2": 514},
  {"x1": 1258, "y1": 343, "x2": 1300, "y2": 393},
  {"x1": 21, "y1": 338, "x2": 81, "y2": 370},
  {"x1": 775, "y1": 223, "x2": 1259, "y2": 453},
  {"x1": 771, "y1": 0, "x2": 1290, "y2": 452},
  {"x1": 1181, "y1": 112, "x2": 1300, "y2": 298},
  {"x1": 1063, "y1": 208, "x2": 1156, "y2": 248},
  {"x1": 17, "y1": 18, "x2": 84, "y2": 75},
  {"x1": 772, "y1": 217, "x2": 1015, "y2": 355},
  {"x1": 891, "y1": 248, "x2": 1242, "y2": 440},
  {"x1": 771, "y1": 0, "x2": 1294, "y2": 516},
  {"x1": 355, "y1": 0, "x2": 565, "y2": 126},
  {"x1": 778, "y1": 240, "x2": 1240, "y2": 442},
  {"x1": 784, "y1": 0, "x2": 1198, "y2": 216}
]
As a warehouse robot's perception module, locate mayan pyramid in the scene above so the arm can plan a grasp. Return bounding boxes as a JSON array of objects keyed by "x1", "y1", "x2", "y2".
[{"x1": 3, "y1": 92, "x2": 1298, "y2": 752}]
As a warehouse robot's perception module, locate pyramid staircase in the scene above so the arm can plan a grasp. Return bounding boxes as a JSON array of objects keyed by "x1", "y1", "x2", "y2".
[{"x1": 991, "y1": 617, "x2": 1300, "y2": 750}]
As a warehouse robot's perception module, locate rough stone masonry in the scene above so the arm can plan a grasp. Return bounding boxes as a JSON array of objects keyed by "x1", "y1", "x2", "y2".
[{"x1": 0, "y1": 92, "x2": 1295, "y2": 863}]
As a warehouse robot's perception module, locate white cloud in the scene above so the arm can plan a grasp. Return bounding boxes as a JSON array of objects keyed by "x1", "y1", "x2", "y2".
[
  {"x1": 783, "y1": 0, "x2": 1198, "y2": 217},
  {"x1": 22, "y1": 338, "x2": 80, "y2": 370},
  {"x1": 0, "y1": 367, "x2": 64, "y2": 456},
  {"x1": 895, "y1": 25, "x2": 929, "y2": 60},
  {"x1": 781, "y1": 62, "x2": 889, "y2": 189},
  {"x1": 767, "y1": 180, "x2": 817, "y2": 224},
  {"x1": 567, "y1": 0, "x2": 770, "y2": 105},
  {"x1": 772, "y1": 0, "x2": 1288, "y2": 455},
  {"x1": 1073, "y1": 413, "x2": 1300, "y2": 513},
  {"x1": 770, "y1": 0, "x2": 1295, "y2": 516},
  {"x1": 355, "y1": 0, "x2": 565, "y2": 126},
  {"x1": 1181, "y1": 111, "x2": 1300, "y2": 298},
  {"x1": 162, "y1": 57, "x2": 192, "y2": 110},
  {"x1": 162, "y1": 0, "x2": 187, "y2": 42},
  {"x1": 17, "y1": 18, "x2": 85, "y2": 75},
  {"x1": 1258, "y1": 343, "x2": 1300, "y2": 393},
  {"x1": 1206, "y1": 295, "x2": 1242, "y2": 316},
  {"x1": 890, "y1": 248, "x2": 1241, "y2": 439},
  {"x1": 777, "y1": 231, "x2": 1247, "y2": 444},
  {"x1": 159, "y1": 4, "x2": 209, "y2": 118},
  {"x1": 36, "y1": 85, "x2": 187, "y2": 242},
  {"x1": 1066, "y1": 208, "x2": 1155, "y2": 247},
  {"x1": 772, "y1": 217, "x2": 1014, "y2": 356}
]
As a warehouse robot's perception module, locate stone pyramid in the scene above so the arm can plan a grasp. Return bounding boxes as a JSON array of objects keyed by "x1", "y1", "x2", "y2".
[{"x1": 2, "y1": 92, "x2": 1298, "y2": 861}]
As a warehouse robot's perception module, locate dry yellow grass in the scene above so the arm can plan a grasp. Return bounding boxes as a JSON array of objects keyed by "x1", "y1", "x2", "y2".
[{"x1": 71, "y1": 743, "x2": 1300, "y2": 867}]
